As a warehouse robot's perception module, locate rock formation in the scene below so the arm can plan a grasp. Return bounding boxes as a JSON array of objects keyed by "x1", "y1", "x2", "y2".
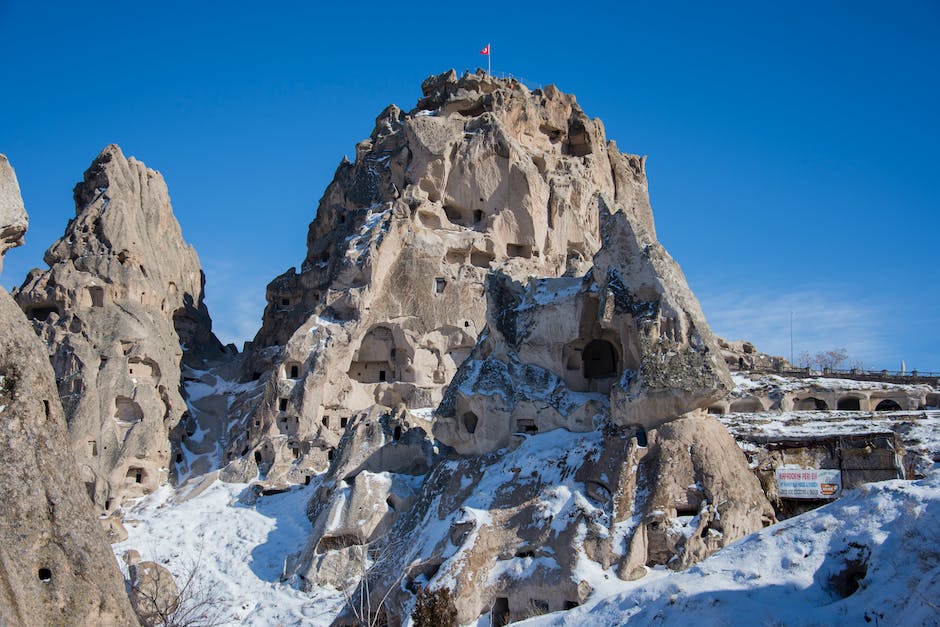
[
  {"x1": 14, "y1": 144, "x2": 223, "y2": 513},
  {"x1": 714, "y1": 372, "x2": 934, "y2": 415},
  {"x1": 252, "y1": 71, "x2": 773, "y2": 626},
  {"x1": 0, "y1": 154, "x2": 138, "y2": 626},
  {"x1": 433, "y1": 194, "x2": 732, "y2": 455},
  {"x1": 226, "y1": 68, "x2": 665, "y2": 487},
  {"x1": 716, "y1": 337, "x2": 789, "y2": 372},
  {"x1": 0, "y1": 155, "x2": 28, "y2": 274}
]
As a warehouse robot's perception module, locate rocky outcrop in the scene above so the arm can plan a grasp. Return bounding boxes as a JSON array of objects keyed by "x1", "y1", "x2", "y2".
[
  {"x1": 312, "y1": 414, "x2": 772, "y2": 625},
  {"x1": 14, "y1": 144, "x2": 223, "y2": 513},
  {"x1": 285, "y1": 404, "x2": 438, "y2": 590},
  {"x1": 0, "y1": 155, "x2": 138, "y2": 626},
  {"x1": 125, "y1": 553, "x2": 180, "y2": 625},
  {"x1": 717, "y1": 337, "x2": 789, "y2": 372},
  {"x1": 713, "y1": 372, "x2": 934, "y2": 415},
  {"x1": 270, "y1": 72, "x2": 768, "y2": 626},
  {"x1": 434, "y1": 198, "x2": 732, "y2": 455},
  {"x1": 0, "y1": 155, "x2": 28, "y2": 273},
  {"x1": 225, "y1": 69, "x2": 662, "y2": 486}
]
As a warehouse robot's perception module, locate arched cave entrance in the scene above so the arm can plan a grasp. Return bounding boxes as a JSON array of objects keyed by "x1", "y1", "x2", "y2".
[
  {"x1": 583, "y1": 339, "x2": 618, "y2": 380},
  {"x1": 837, "y1": 397, "x2": 862, "y2": 411},
  {"x1": 794, "y1": 397, "x2": 829, "y2": 411},
  {"x1": 874, "y1": 399, "x2": 902, "y2": 411}
]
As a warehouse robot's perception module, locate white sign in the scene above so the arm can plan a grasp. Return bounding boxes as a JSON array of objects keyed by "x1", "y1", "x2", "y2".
[{"x1": 775, "y1": 468, "x2": 842, "y2": 499}]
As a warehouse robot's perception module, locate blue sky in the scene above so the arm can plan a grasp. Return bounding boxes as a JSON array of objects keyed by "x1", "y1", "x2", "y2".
[{"x1": 1, "y1": 1, "x2": 937, "y2": 370}]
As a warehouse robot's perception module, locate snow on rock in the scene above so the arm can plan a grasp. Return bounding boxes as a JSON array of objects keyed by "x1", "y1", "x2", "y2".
[
  {"x1": 114, "y1": 480, "x2": 345, "y2": 626},
  {"x1": 731, "y1": 372, "x2": 932, "y2": 396},
  {"x1": 526, "y1": 468, "x2": 940, "y2": 627},
  {"x1": 719, "y1": 410, "x2": 940, "y2": 478}
]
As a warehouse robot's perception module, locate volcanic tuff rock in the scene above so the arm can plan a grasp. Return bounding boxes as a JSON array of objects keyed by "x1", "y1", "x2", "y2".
[
  {"x1": 0, "y1": 156, "x2": 138, "y2": 626},
  {"x1": 0, "y1": 155, "x2": 28, "y2": 273},
  {"x1": 295, "y1": 409, "x2": 772, "y2": 625},
  {"x1": 225, "y1": 68, "x2": 662, "y2": 486},
  {"x1": 434, "y1": 195, "x2": 732, "y2": 455},
  {"x1": 246, "y1": 70, "x2": 770, "y2": 626},
  {"x1": 15, "y1": 144, "x2": 223, "y2": 514}
]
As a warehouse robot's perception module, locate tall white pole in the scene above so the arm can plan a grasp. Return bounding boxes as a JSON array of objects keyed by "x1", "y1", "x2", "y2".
[{"x1": 488, "y1": 43, "x2": 491, "y2": 75}]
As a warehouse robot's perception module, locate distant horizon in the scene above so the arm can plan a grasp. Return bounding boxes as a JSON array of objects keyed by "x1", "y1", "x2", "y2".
[{"x1": 2, "y1": 2, "x2": 937, "y2": 371}]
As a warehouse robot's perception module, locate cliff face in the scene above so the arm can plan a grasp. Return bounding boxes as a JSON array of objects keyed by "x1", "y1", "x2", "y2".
[
  {"x1": 15, "y1": 145, "x2": 223, "y2": 513},
  {"x1": 0, "y1": 155, "x2": 137, "y2": 626},
  {"x1": 225, "y1": 69, "x2": 660, "y2": 486},
  {"x1": 231, "y1": 70, "x2": 769, "y2": 626},
  {"x1": 0, "y1": 156, "x2": 28, "y2": 274}
]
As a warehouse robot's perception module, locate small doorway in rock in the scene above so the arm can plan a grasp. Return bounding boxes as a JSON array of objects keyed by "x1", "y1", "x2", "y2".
[
  {"x1": 127, "y1": 467, "x2": 144, "y2": 484},
  {"x1": 462, "y1": 411, "x2": 479, "y2": 434},
  {"x1": 583, "y1": 339, "x2": 618, "y2": 379},
  {"x1": 88, "y1": 286, "x2": 104, "y2": 307},
  {"x1": 492, "y1": 597, "x2": 510, "y2": 627},
  {"x1": 634, "y1": 425, "x2": 648, "y2": 447}
]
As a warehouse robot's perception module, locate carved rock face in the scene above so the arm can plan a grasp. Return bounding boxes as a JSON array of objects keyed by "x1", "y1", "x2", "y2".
[
  {"x1": 0, "y1": 155, "x2": 27, "y2": 274},
  {"x1": 14, "y1": 144, "x2": 222, "y2": 513},
  {"x1": 306, "y1": 414, "x2": 772, "y2": 625},
  {"x1": 0, "y1": 155, "x2": 137, "y2": 626},
  {"x1": 227, "y1": 69, "x2": 667, "y2": 487},
  {"x1": 259, "y1": 72, "x2": 767, "y2": 626}
]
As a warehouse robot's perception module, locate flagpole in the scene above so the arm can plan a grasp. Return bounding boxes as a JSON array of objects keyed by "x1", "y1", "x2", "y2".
[{"x1": 488, "y1": 42, "x2": 491, "y2": 76}]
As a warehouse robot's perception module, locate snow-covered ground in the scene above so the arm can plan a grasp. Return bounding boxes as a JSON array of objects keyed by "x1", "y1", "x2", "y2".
[
  {"x1": 525, "y1": 468, "x2": 940, "y2": 626},
  {"x1": 114, "y1": 480, "x2": 345, "y2": 626},
  {"x1": 110, "y1": 367, "x2": 939, "y2": 626},
  {"x1": 114, "y1": 462, "x2": 940, "y2": 627}
]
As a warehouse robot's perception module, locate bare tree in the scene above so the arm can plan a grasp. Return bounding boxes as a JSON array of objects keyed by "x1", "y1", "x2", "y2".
[
  {"x1": 813, "y1": 348, "x2": 848, "y2": 371},
  {"x1": 798, "y1": 351, "x2": 813, "y2": 368},
  {"x1": 343, "y1": 533, "x2": 409, "y2": 627},
  {"x1": 125, "y1": 552, "x2": 231, "y2": 627},
  {"x1": 798, "y1": 348, "x2": 849, "y2": 371}
]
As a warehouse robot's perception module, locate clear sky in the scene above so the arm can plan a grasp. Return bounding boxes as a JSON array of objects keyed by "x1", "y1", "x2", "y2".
[{"x1": 1, "y1": 1, "x2": 937, "y2": 370}]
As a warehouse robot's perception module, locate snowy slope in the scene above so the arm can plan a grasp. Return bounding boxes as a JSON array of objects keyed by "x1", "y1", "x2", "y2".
[
  {"x1": 114, "y1": 481, "x2": 345, "y2": 626},
  {"x1": 109, "y1": 364, "x2": 940, "y2": 626},
  {"x1": 525, "y1": 469, "x2": 940, "y2": 627}
]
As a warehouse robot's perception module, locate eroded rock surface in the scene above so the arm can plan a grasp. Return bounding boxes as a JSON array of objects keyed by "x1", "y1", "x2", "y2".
[
  {"x1": 226, "y1": 69, "x2": 660, "y2": 487},
  {"x1": 0, "y1": 155, "x2": 27, "y2": 273},
  {"x1": 15, "y1": 144, "x2": 223, "y2": 513},
  {"x1": 0, "y1": 155, "x2": 138, "y2": 626},
  {"x1": 313, "y1": 415, "x2": 772, "y2": 625},
  {"x1": 265, "y1": 72, "x2": 769, "y2": 626}
]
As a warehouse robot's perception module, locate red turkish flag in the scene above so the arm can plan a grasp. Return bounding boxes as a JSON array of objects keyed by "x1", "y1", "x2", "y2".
[{"x1": 480, "y1": 44, "x2": 490, "y2": 55}]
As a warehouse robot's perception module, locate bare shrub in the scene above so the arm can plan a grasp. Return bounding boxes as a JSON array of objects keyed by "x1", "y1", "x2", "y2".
[
  {"x1": 126, "y1": 552, "x2": 230, "y2": 627},
  {"x1": 411, "y1": 587, "x2": 457, "y2": 627}
]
